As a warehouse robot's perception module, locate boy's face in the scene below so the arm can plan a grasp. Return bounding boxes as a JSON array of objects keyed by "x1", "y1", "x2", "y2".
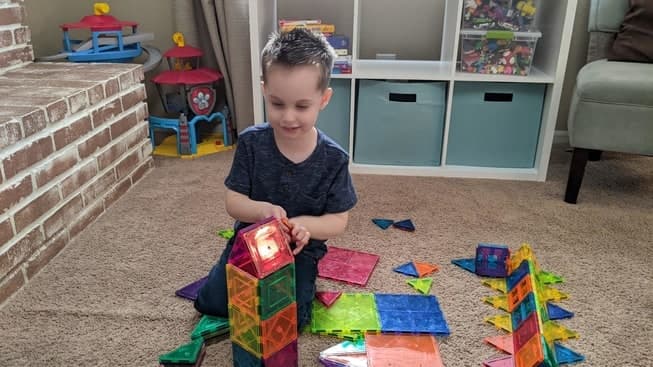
[{"x1": 262, "y1": 64, "x2": 332, "y2": 141}]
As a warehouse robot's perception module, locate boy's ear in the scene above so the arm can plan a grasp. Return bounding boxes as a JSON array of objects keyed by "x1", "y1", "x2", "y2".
[
  {"x1": 320, "y1": 87, "x2": 333, "y2": 110},
  {"x1": 260, "y1": 80, "x2": 266, "y2": 94}
]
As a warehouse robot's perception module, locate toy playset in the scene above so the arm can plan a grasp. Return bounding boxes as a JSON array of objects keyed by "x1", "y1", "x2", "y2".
[
  {"x1": 149, "y1": 32, "x2": 233, "y2": 158},
  {"x1": 40, "y1": 2, "x2": 161, "y2": 72}
]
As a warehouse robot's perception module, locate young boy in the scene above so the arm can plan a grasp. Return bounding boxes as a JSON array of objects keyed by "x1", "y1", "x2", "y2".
[{"x1": 194, "y1": 28, "x2": 357, "y2": 330}]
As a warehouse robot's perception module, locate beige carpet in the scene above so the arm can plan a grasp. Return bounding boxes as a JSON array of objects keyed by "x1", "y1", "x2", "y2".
[{"x1": 0, "y1": 145, "x2": 651, "y2": 367}]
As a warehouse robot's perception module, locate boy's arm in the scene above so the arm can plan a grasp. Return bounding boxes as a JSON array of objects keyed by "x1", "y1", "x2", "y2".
[
  {"x1": 225, "y1": 189, "x2": 287, "y2": 224},
  {"x1": 290, "y1": 211, "x2": 349, "y2": 241}
]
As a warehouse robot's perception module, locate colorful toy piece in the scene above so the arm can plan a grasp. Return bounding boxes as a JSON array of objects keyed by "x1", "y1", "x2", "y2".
[
  {"x1": 315, "y1": 291, "x2": 342, "y2": 308},
  {"x1": 407, "y1": 277, "x2": 433, "y2": 294},
  {"x1": 175, "y1": 276, "x2": 208, "y2": 301},
  {"x1": 149, "y1": 32, "x2": 233, "y2": 158},
  {"x1": 226, "y1": 217, "x2": 298, "y2": 366},
  {"x1": 479, "y1": 244, "x2": 583, "y2": 367},
  {"x1": 392, "y1": 219, "x2": 415, "y2": 231},
  {"x1": 317, "y1": 246, "x2": 379, "y2": 286},
  {"x1": 371, "y1": 218, "x2": 394, "y2": 230},
  {"x1": 158, "y1": 338, "x2": 206, "y2": 367},
  {"x1": 365, "y1": 334, "x2": 444, "y2": 367},
  {"x1": 452, "y1": 243, "x2": 510, "y2": 277},
  {"x1": 41, "y1": 3, "x2": 161, "y2": 72}
]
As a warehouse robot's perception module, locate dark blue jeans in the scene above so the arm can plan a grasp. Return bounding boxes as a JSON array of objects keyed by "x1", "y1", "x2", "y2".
[{"x1": 194, "y1": 236, "x2": 326, "y2": 331}]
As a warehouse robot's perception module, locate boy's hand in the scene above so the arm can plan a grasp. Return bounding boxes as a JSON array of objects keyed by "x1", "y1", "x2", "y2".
[
  {"x1": 283, "y1": 218, "x2": 311, "y2": 255},
  {"x1": 259, "y1": 203, "x2": 286, "y2": 222}
]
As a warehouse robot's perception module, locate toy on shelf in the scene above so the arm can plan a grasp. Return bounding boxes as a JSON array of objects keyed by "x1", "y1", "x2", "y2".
[
  {"x1": 462, "y1": 0, "x2": 539, "y2": 31},
  {"x1": 39, "y1": 2, "x2": 161, "y2": 72},
  {"x1": 459, "y1": 29, "x2": 541, "y2": 75},
  {"x1": 226, "y1": 217, "x2": 298, "y2": 366},
  {"x1": 149, "y1": 32, "x2": 233, "y2": 158}
]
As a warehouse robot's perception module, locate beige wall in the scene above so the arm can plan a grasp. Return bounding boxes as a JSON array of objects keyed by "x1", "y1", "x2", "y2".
[{"x1": 23, "y1": 0, "x2": 591, "y2": 132}]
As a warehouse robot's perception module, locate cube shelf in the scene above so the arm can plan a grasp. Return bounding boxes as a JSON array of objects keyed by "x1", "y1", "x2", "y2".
[{"x1": 249, "y1": 0, "x2": 578, "y2": 181}]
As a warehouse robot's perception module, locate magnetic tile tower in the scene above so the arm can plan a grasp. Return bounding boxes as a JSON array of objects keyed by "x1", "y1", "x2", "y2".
[
  {"x1": 226, "y1": 217, "x2": 298, "y2": 367},
  {"x1": 483, "y1": 244, "x2": 583, "y2": 367}
]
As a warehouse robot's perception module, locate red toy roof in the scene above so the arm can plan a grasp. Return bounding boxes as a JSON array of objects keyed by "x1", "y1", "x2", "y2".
[
  {"x1": 151, "y1": 68, "x2": 223, "y2": 85},
  {"x1": 163, "y1": 45, "x2": 204, "y2": 58},
  {"x1": 61, "y1": 15, "x2": 138, "y2": 31}
]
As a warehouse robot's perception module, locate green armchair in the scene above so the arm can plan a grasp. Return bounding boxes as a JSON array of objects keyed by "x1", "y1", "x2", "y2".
[{"x1": 565, "y1": 0, "x2": 653, "y2": 204}]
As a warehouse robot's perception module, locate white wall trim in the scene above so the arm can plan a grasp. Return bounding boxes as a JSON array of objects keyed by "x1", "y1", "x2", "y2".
[{"x1": 554, "y1": 130, "x2": 569, "y2": 145}]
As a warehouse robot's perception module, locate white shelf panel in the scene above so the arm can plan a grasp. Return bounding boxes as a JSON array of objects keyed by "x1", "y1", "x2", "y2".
[
  {"x1": 331, "y1": 73, "x2": 354, "y2": 79},
  {"x1": 354, "y1": 60, "x2": 453, "y2": 80},
  {"x1": 454, "y1": 67, "x2": 554, "y2": 84},
  {"x1": 350, "y1": 163, "x2": 542, "y2": 181}
]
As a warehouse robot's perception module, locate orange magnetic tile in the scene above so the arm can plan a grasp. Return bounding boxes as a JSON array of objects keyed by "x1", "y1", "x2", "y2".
[
  {"x1": 365, "y1": 333, "x2": 443, "y2": 367},
  {"x1": 413, "y1": 262, "x2": 439, "y2": 277},
  {"x1": 514, "y1": 334, "x2": 543, "y2": 367}
]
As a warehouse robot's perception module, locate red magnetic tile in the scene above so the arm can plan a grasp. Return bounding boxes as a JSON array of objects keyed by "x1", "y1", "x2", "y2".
[{"x1": 318, "y1": 246, "x2": 379, "y2": 286}]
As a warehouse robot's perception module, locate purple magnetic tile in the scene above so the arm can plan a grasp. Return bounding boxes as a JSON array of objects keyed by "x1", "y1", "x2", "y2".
[{"x1": 175, "y1": 276, "x2": 208, "y2": 301}]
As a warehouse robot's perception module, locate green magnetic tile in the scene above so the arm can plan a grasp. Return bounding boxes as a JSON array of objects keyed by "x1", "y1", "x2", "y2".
[
  {"x1": 190, "y1": 315, "x2": 230, "y2": 340},
  {"x1": 311, "y1": 293, "x2": 379, "y2": 334}
]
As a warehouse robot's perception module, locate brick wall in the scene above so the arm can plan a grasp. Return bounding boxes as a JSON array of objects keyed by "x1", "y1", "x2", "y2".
[
  {"x1": 0, "y1": 0, "x2": 33, "y2": 74},
  {"x1": 0, "y1": 61, "x2": 153, "y2": 304}
]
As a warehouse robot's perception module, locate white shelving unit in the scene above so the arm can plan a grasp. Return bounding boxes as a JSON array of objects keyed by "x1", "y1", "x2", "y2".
[{"x1": 248, "y1": 0, "x2": 578, "y2": 181}]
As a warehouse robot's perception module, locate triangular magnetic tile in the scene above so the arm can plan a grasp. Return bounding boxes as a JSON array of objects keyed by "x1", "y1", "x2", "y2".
[
  {"x1": 316, "y1": 291, "x2": 342, "y2": 308},
  {"x1": 482, "y1": 355, "x2": 515, "y2": 367},
  {"x1": 407, "y1": 277, "x2": 433, "y2": 294},
  {"x1": 452, "y1": 258, "x2": 476, "y2": 273},
  {"x1": 392, "y1": 219, "x2": 415, "y2": 231},
  {"x1": 484, "y1": 295, "x2": 509, "y2": 311},
  {"x1": 482, "y1": 278, "x2": 508, "y2": 293},
  {"x1": 554, "y1": 342, "x2": 585, "y2": 364},
  {"x1": 393, "y1": 262, "x2": 419, "y2": 277},
  {"x1": 547, "y1": 303, "x2": 574, "y2": 320},
  {"x1": 158, "y1": 338, "x2": 204, "y2": 364},
  {"x1": 485, "y1": 314, "x2": 513, "y2": 333},
  {"x1": 414, "y1": 261, "x2": 439, "y2": 277},
  {"x1": 484, "y1": 335, "x2": 514, "y2": 354},
  {"x1": 372, "y1": 218, "x2": 394, "y2": 229}
]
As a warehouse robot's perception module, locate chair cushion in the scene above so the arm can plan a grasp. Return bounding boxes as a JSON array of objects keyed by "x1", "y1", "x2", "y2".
[
  {"x1": 576, "y1": 59, "x2": 653, "y2": 107},
  {"x1": 607, "y1": 0, "x2": 653, "y2": 63}
]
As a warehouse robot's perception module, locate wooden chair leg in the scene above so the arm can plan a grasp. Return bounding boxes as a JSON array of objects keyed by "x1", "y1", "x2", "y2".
[
  {"x1": 588, "y1": 149, "x2": 602, "y2": 161},
  {"x1": 565, "y1": 148, "x2": 590, "y2": 204}
]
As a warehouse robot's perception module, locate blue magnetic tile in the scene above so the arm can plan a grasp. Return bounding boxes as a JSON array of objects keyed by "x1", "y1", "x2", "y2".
[
  {"x1": 452, "y1": 258, "x2": 476, "y2": 273},
  {"x1": 511, "y1": 293, "x2": 536, "y2": 331},
  {"x1": 547, "y1": 303, "x2": 574, "y2": 320},
  {"x1": 374, "y1": 294, "x2": 450, "y2": 335},
  {"x1": 393, "y1": 262, "x2": 419, "y2": 277},
  {"x1": 372, "y1": 219, "x2": 394, "y2": 229},
  {"x1": 506, "y1": 260, "x2": 530, "y2": 290},
  {"x1": 554, "y1": 343, "x2": 585, "y2": 364},
  {"x1": 392, "y1": 219, "x2": 415, "y2": 231}
]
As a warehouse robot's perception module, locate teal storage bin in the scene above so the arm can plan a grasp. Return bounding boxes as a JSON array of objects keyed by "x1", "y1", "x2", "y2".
[
  {"x1": 447, "y1": 82, "x2": 545, "y2": 168},
  {"x1": 354, "y1": 80, "x2": 446, "y2": 166},
  {"x1": 317, "y1": 79, "x2": 351, "y2": 152}
]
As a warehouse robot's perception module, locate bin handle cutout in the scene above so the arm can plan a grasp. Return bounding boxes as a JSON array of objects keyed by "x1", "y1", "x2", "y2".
[
  {"x1": 389, "y1": 93, "x2": 417, "y2": 103},
  {"x1": 484, "y1": 92, "x2": 513, "y2": 102}
]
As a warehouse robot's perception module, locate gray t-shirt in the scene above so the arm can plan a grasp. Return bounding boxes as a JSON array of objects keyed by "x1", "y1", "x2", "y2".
[{"x1": 225, "y1": 123, "x2": 357, "y2": 259}]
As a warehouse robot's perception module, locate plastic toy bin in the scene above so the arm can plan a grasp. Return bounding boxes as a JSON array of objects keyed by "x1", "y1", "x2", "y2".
[
  {"x1": 354, "y1": 80, "x2": 446, "y2": 166},
  {"x1": 459, "y1": 29, "x2": 541, "y2": 75},
  {"x1": 317, "y1": 79, "x2": 350, "y2": 153},
  {"x1": 446, "y1": 82, "x2": 545, "y2": 168},
  {"x1": 462, "y1": 0, "x2": 540, "y2": 31}
]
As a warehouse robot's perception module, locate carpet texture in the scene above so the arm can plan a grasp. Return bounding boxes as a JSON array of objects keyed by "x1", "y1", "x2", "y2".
[{"x1": 0, "y1": 145, "x2": 651, "y2": 367}]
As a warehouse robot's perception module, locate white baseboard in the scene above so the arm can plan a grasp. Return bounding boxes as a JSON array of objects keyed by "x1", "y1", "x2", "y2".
[{"x1": 554, "y1": 130, "x2": 569, "y2": 145}]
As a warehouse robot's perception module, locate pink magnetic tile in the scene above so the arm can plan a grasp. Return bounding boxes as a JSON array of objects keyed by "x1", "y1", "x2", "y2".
[
  {"x1": 365, "y1": 334, "x2": 443, "y2": 367},
  {"x1": 318, "y1": 246, "x2": 379, "y2": 286},
  {"x1": 315, "y1": 291, "x2": 342, "y2": 307}
]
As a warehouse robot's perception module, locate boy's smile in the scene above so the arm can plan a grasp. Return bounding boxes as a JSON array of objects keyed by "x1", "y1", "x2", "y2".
[{"x1": 262, "y1": 64, "x2": 332, "y2": 144}]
